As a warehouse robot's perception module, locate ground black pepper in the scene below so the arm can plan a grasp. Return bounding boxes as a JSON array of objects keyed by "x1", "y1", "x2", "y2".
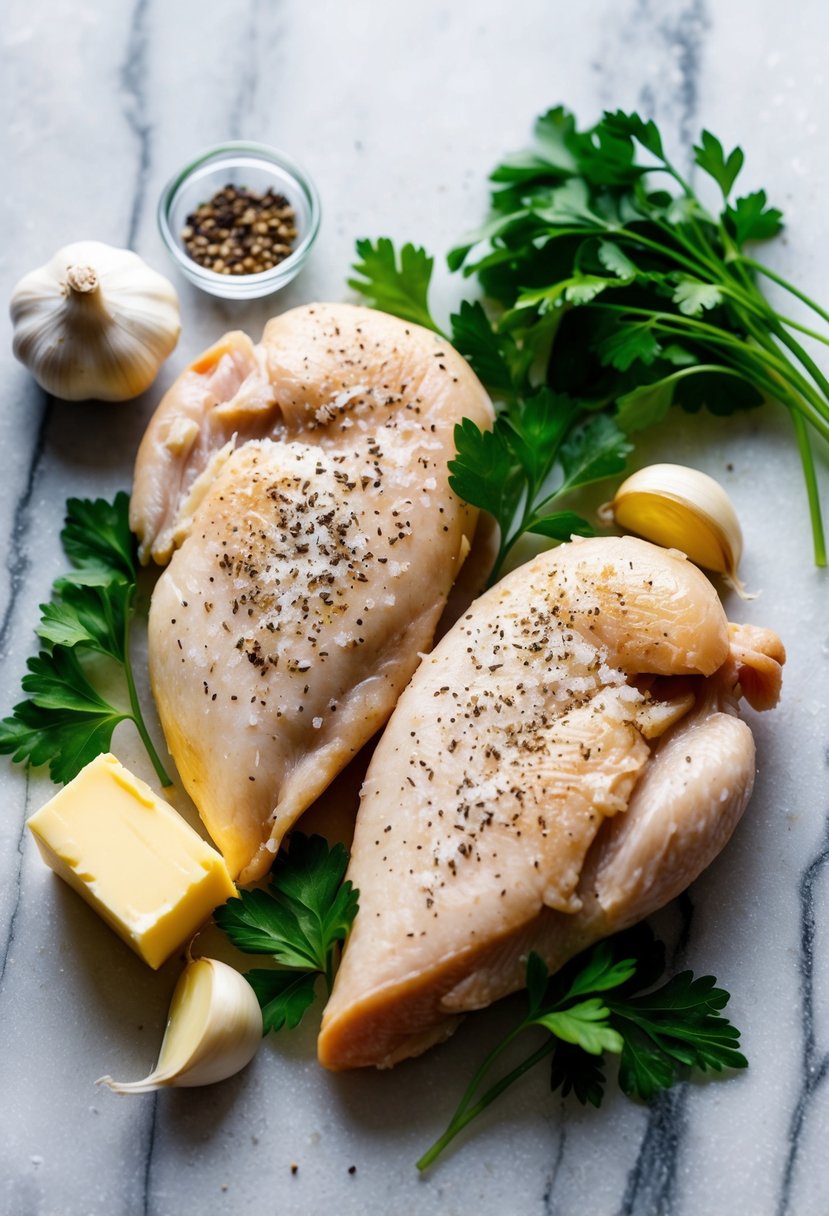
[{"x1": 181, "y1": 184, "x2": 297, "y2": 274}]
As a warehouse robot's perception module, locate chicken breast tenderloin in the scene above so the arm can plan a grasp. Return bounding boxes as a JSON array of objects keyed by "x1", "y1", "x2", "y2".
[
  {"x1": 318, "y1": 536, "x2": 785, "y2": 1070},
  {"x1": 130, "y1": 304, "x2": 493, "y2": 881}
]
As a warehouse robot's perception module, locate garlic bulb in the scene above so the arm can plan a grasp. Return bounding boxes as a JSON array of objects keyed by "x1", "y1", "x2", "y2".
[
  {"x1": 599, "y1": 463, "x2": 749, "y2": 595},
  {"x1": 10, "y1": 240, "x2": 180, "y2": 401},
  {"x1": 97, "y1": 958, "x2": 262, "y2": 1093}
]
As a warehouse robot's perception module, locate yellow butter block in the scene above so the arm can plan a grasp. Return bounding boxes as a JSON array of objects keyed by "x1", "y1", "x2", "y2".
[{"x1": 27, "y1": 753, "x2": 236, "y2": 969}]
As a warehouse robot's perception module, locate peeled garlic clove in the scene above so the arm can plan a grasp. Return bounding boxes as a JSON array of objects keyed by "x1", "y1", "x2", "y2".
[
  {"x1": 599, "y1": 463, "x2": 749, "y2": 595},
  {"x1": 97, "y1": 958, "x2": 262, "y2": 1094}
]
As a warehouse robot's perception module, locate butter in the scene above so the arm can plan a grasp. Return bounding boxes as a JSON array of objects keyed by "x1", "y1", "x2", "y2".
[{"x1": 27, "y1": 753, "x2": 236, "y2": 969}]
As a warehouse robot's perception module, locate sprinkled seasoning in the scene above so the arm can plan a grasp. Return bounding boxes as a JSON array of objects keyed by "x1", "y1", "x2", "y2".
[
  {"x1": 354, "y1": 554, "x2": 692, "y2": 928},
  {"x1": 181, "y1": 184, "x2": 297, "y2": 275}
]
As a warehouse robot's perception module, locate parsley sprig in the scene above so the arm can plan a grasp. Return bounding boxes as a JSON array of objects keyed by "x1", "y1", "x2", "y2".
[
  {"x1": 417, "y1": 924, "x2": 746, "y2": 1171},
  {"x1": 214, "y1": 834, "x2": 359, "y2": 1033},
  {"x1": 351, "y1": 106, "x2": 829, "y2": 574},
  {"x1": 0, "y1": 493, "x2": 171, "y2": 786}
]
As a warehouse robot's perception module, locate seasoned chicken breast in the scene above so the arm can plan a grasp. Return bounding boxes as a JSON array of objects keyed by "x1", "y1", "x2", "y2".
[
  {"x1": 130, "y1": 304, "x2": 493, "y2": 881},
  {"x1": 318, "y1": 536, "x2": 784, "y2": 1070}
]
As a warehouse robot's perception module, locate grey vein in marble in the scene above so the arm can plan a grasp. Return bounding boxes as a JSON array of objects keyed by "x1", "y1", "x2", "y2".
[
  {"x1": 121, "y1": 0, "x2": 153, "y2": 252},
  {"x1": 777, "y1": 813, "x2": 829, "y2": 1216}
]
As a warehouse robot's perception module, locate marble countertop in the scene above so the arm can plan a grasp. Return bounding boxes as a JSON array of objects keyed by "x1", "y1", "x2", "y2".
[{"x1": 2, "y1": 1, "x2": 829, "y2": 1213}]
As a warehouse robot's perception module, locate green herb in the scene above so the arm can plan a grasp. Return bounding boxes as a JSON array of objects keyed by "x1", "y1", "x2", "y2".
[
  {"x1": 351, "y1": 107, "x2": 829, "y2": 572},
  {"x1": 349, "y1": 239, "x2": 440, "y2": 333},
  {"x1": 0, "y1": 493, "x2": 171, "y2": 786},
  {"x1": 214, "y1": 833, "x2": 359, "y2": 1033},
  {"x1": 417, "y1": 924, "x2": 746, "y2": 1171},
  {"x1": 448, "y1": 396, "x2": 631, "y2": 574}
]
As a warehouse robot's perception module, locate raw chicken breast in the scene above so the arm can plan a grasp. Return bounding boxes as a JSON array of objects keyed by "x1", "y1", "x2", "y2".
[
  {"x1": 130, "y1": 304, "x2": 492, "y2": 881},
  {"x1": 318, "y1": 536, "x2": 784, "y2": 1070}
]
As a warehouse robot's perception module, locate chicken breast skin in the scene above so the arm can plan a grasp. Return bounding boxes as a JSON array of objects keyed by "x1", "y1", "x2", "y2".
[
  {"x1": 318, "y1": 536, "x2": 785, "y2": 1070},
  {"x1": 131, "y1": 304, "x2": 493, "y2": 881}
]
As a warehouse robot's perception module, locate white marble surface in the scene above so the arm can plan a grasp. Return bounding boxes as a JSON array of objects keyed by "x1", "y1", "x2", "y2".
[{"x1": 2, "y1": 1, "x2": 829, "y2": 1213}]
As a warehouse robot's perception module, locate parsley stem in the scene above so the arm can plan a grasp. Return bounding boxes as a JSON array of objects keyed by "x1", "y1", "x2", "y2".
[
  {"x1": 590, "y1": 303, "x2": 829, "y2": 441},
  {"x1": 728, "y1": 312, "x2": 829, "y2": 557},
  {"x1": 727, "y1": 306, "x2": 829, "y2": 426},
  {"x1": 778, "y1": 316, "x2": 829, "y2": 348},
  {"x1": 123, "y1": 604, "x2": 172, "y2": 787},
  {"x1": 739, "y1": 257, "x2": 829, "y2": 328},
  {"x1": 772, "y1": 323, "x2": 829, "y2": 407},
  {"x1": 324, "y1": 949, "x2": 336, "y2": 994},
  {"x1": 416, "y1": 1031, "x2": 553, "y2": 1171},
  {"x1": 612, "y1": 226, "x2": 715, "y2": 281},
  {"x1": 791, "y1": 411, "x2": 828, "y2": 567}
]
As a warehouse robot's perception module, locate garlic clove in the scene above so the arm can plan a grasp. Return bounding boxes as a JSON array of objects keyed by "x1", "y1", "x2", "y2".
[
  {"x1": 599, "y1": 463, "x2": 750, "y2": 596},
  {"x1": 97, "y1": 958, "x2": 262, "y2": 1094}
]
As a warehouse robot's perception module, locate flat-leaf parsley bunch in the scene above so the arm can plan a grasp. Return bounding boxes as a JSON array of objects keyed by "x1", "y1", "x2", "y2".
[
  {"x1": 418, "y1": 923, "x2": 746, "y2": 1170},
  {"x1": 0, "y1": 493, "x2": 170, "y2": 785},
  {"x1": 351, "y1": 107, "x2": 829, "y2": 577}
]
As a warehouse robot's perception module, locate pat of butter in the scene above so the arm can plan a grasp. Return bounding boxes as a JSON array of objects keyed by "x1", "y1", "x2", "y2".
[{"x1": 27, "y1": 753, "x2": 236, "y2": 969}]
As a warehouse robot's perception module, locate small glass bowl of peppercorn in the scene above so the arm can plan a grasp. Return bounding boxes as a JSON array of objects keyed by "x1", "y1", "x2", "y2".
[{"x1": 157, "y1": 142, "x2": 321, "y2": 299}]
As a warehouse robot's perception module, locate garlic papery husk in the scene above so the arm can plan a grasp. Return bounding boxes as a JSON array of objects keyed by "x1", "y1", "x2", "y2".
[
  {"x1": 97, "y1": 958, "x2": 262, "y2": 1094},
  {"x1": 10, "y1": 240, "x2": 181, "y2": 401},
  {"x1": 599, "y1": 463, "x2": 751, "y2": 597}
]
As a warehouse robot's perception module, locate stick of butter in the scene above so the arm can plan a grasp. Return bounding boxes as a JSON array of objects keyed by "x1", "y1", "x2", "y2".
[{"x1": 27, "y1": 753, "x2": 236, "y2": 969}]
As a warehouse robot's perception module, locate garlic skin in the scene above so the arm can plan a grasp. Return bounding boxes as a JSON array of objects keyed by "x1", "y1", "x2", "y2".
[
  {"x1": 10, "y1": 240, "x2": 181, "y2": 401},
  {"x1": 97, "y1": 958, "x2": 262, "y2": 1093},
  {"x1": 600, "y1": 463, "x2": 748, "y2": 594}
]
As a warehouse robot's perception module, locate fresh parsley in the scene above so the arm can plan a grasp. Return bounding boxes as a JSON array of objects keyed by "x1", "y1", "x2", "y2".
[
  {"x1": 348, "y1": 238, "x2": 440, "y2": 334},
  {"x1": 213, "y1": 833, "x2": 359, "y2": 1034},
  {"x1": 351, "y1": 106, "x2": 829, "y2": 572},
  {"x1": 0, "y1": 493, "x2": 171, "y2": 786},
  {"x1": 417, "y1": 923, "x2": 746, "y2": 1171},
  {"x1": 448, "y1": 395, "x2": 630, "y2": 574}
]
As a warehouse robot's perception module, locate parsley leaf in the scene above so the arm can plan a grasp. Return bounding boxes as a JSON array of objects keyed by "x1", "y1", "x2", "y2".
[
  {"x1": 214, "y1": 834, "x2": 359, "y2": 1031},
  {"x1": 0, "y1": 494, "x2": 171, "y2": 785},
  {"x1": 246, "y1": 970, "x2": 320, "y2": 1035},
  {"x1": 725, "y1": 190, "x2": 785, "y2": 246},
  {"x1": 448, "y1": 390, "x2": 617, "y2": 582},
  {"x1": 672, "y1": 280, "x2": 723, "y2": 317},
  {"x1": 37, "y1": 574, "x2": 131, "y2": 661},
  {"x1": 505, "y1": 389, "x2": 582, "y2": 486},
  {"x1": 449, "y1": 299, "x2": 518, "y2": 399},
  {"x1": 616, "y1": 376, "x2": 678, "y2": 433},
  {"x1": 348, "y1": 238, "x2": 442, "y2": 334},
  {"x1": 609, "y1": 971, "x2": 748, "y2": 1100},
  {"x1": 597, "y1": 323, "x2": 663, "y2": 371},
  {"x1": 597, "y1": 240, "x2": 638, "y2": 280},
  {"x1": 62, "y1": 492, "x2": 136, "y2": 581},
  {"x1": 550, "y1": 1041, "x2": 606, "y2": 1107},
  {"x1": 0, "y1": 665, "x2": 129, "y2": 786},
  {"x1": 537, "y1": 1000, "x2": 623, "y2": 1055},
  {"x1": 558, "y1": 414, "x2": 632, "y2": 493},
  {"x1": 417, "y1": 925, "x2": 746, "y2": 1172},
  {"x1": 602, "y1": 109, "x2": 664, "y2": 158},
  {"x1": 448, "y1": 417, "x2": 525, "y2": 549},
  {"x1": 693, "y1": 130, "x2": 745, "y2": 199}
]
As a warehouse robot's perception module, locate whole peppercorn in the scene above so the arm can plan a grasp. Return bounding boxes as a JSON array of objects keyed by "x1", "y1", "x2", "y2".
[{"x1": 181, "y1": 185, "x2": 298, "y2": 274}]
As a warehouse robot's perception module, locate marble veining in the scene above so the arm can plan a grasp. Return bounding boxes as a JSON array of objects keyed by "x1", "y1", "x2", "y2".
[
  {"x1": 616, "y1": 894, "x2": 695, "y2": 1216},
  {"x1": 0, "y1": 400, "x2": 52, "y2": 658},
  {"x1": 120, "y1": 0, "x2": 153, "y2": 253},
  {"x1": 2, "y1": 1, "x2": 829, "y2": 1214},
  {"x1": 778, "y1": 818, "x2": 829, "y2": 1216}
]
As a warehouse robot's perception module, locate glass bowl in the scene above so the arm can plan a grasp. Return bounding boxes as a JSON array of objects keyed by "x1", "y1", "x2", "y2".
[{"x1": 157, "y1": 142, "x2": 321, "y2": 299}]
